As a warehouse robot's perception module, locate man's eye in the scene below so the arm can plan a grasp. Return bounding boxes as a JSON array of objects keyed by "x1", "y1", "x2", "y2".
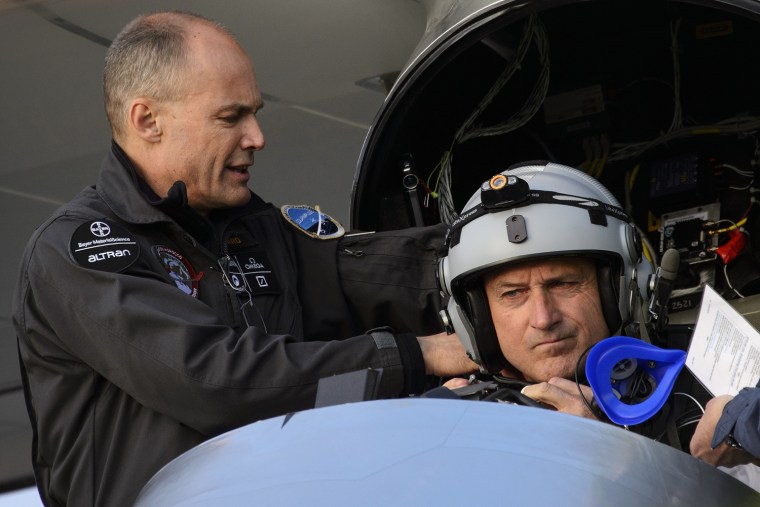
[
  {"x1": 221, "y1": 115, "x2": 239, "y2": 124},
  {"x1": 502, "y1": 289, "x2": 523, "y2": 299}
]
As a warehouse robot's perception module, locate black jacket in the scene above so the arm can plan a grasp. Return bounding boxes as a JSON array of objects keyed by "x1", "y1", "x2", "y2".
[{"x1": 13, "y1": 143, "x2": 441, "y2": 506}]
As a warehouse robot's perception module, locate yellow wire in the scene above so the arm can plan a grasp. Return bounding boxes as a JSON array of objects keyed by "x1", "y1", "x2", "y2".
[
  {"x1": 709, "y1": 217, "x2": 748, "y2": 235},
  {"x1": 628, "y1": 164, "x2": 641, "y2": 189},
  {"x1": 428, "y1": 141, "x2": 458, "y2": 198},
  {"x1": 690, "y1": 127, "x2": 722, "y2": 135}
]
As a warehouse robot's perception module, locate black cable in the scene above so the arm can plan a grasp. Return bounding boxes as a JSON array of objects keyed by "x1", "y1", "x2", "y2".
[
  {"x1": 478, "y1": 375, "x2": 544, "y2": 407},
  {"x1": 491, "y1": 374, "x2": 532, "y2": 390},
  {"x1": 655, "y1": 409, "x2": 703, "y2": 442},
  {"x1": 574, "y1": 344, "x2": 600, "y2": 419},
  {"x1": 620, "y1": 369, "x2": 647, "y2": 404}
]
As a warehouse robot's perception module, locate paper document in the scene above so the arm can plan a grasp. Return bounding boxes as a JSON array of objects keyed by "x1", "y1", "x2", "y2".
[{"x1": 686, "y1": 284, "x2": 760, "y2": 396}]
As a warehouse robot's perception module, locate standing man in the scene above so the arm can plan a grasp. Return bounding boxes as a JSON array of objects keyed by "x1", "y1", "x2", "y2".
[{"x1": 13, "y1": 11, "x2": 474, "y2": 506}]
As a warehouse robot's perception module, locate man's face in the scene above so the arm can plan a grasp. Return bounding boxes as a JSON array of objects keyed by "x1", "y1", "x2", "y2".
[
  {"x1": 483, "y1": 257, "x2": 610, "y2": 382},
  {"x1": 153, "y1": 24, "x2": 265, "y2": 215}
]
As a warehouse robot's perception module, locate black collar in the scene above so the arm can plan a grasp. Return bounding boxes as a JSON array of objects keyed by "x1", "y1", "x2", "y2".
[{"x1": 109, "y1": 141, "x2": 267, "y2": 246}]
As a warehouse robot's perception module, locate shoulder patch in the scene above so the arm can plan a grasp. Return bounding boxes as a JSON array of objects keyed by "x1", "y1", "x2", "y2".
[
  {"x1": 153, "y1": 246, "x2": 201, "y2": 298},
  {"x1": 280, "y1": 205, "x2": 345, "y2": 240},
  {"x1": 69, "y1": 219, "x2": 139, "y2": 272}
]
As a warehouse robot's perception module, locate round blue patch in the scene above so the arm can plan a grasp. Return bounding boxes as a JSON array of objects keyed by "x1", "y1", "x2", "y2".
[{"x1": 281, "y1": 205, "x2": 345, "y2": 239}]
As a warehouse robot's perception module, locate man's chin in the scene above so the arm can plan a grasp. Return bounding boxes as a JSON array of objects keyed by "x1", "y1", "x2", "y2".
[
  {"x1": 225, "y1": 190, "x2": 252, "y2": 208},
  {"x1": 523, "y1": 363, "x2": 576, "y2": 383}
]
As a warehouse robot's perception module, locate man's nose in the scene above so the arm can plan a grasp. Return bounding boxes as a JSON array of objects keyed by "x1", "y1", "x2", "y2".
[
  {"x1": 528, "y1": 290, "x2": 561, "y2": 330},
  {"x1": 242, "y1": 115, "x2": 266, "y2": 151}
]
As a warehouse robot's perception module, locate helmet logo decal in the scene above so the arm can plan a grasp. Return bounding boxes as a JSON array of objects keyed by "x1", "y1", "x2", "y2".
[
  {"x1": 552, "y1": 194, "x2": 599, "y2": 207},
  {"x1": 451, "y1": 207, "x2": 480, "y2": 228}
]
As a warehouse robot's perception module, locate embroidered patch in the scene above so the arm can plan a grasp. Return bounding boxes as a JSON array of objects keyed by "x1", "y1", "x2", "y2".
[
  {"x1": 281, "y1": 205, "x2": 345, "y2": 240},
  {"x1": 69, "y1": 219, "x2": 139, "y2": 272},
  {"x1": 153, "y1": 246, "x2": 201, "y2": 297},
  {"x1": 224, "y1": 250, "x2": 280, "y2": 296}
]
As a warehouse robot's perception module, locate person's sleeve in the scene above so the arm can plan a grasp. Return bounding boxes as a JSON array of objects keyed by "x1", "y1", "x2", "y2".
[
  {"x1": 711, "y1": 387, "x2": 760, "y2": 457},
  {"x1": 394, "y1": 332, "x2": 426, "y2": 395},
  {"x1": 14, "y1": 214, "x2": 415, "y2": 436},
  {"x1": 336, "y1": 224, "x2": 448, "y2": 336}
]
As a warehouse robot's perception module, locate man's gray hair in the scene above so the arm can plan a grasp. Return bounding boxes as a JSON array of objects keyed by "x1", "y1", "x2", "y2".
[{"x1": 103, "y1": 11, "x2": 230, "y2": 140}]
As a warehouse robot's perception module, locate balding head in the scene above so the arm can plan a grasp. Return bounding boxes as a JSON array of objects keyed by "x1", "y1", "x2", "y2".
[{"x1": 103, "y1": 11, "x2": 237, "y2": 141}]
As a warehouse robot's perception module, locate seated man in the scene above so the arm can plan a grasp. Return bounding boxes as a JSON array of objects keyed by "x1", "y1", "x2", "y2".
[{"x1": 437, "y1": 161, "x2": 655, "y2": 419}]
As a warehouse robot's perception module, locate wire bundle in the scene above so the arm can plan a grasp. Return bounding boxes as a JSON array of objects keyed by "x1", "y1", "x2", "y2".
[{"x1": 432, "y1": 14, "x2": 551, "y2": 224}]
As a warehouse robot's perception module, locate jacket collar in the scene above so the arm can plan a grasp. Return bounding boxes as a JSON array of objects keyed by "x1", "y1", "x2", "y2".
[{"x1": 97, "y1": 141, "x2": 267, "y2": 243}]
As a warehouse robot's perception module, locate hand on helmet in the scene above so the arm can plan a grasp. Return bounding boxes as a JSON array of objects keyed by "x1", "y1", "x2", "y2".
[{"x1": 417, "y1": 332, "x2": 479, "y2": 377}]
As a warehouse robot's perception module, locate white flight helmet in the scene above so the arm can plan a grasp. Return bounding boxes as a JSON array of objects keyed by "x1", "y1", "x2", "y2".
[{"x1": 438, "y1": 162, "x2": 652, "y2": 373}]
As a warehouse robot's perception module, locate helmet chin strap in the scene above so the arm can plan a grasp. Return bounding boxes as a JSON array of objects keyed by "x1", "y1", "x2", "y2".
[
  {"x1": 596, "y1": 259, "x2": 652, "y2": 344},
  {"x1": 596, "y1": 261, "x2": 622, "y2": 337},
  {"x1": 623, "y1": 276, "x2": 652, "y2": 344}
]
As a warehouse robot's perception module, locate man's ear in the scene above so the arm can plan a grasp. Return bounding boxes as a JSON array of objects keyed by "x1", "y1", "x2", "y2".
[{"x1": 128, "y1": 99, "x2": 162, "y2": 142}]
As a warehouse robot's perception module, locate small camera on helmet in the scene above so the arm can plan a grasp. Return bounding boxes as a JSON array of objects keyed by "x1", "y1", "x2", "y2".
[{"x1": 480, "y1": 174, "x2": 530, "y2": 210}]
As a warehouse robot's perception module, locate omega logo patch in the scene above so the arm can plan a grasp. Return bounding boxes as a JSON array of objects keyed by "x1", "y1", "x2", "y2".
[
  {"x1": 227, "y1": 251, "x2": 280, "y2": 295},
  {"x1": 69, "y1": 219, "x2": 139, "y2": 272}
]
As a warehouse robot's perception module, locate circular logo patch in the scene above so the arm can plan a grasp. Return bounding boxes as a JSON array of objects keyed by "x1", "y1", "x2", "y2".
[
  {"x1": 153, "y1": 246, "x2": 200, "y2": 297},
  {"x1": 69, "y1": 219, "x2": 139, "y2": 272},
  {"x1": 281, "y1": 205, "x2": 345, "y2": 239}
]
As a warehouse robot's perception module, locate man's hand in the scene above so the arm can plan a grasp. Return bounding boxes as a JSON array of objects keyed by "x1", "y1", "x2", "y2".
[
  {"x1": 689, "y1": 394, "x2": 760, "y2": 468},
  {"x1": 521, "y1": 377, "x2": 599, "y2": 420},
  {"x1": 690, "y1": 393, "x2": 760, "y2": 468},
  {"x1": 690, "y1": 394, "x2": 732, "y2": 465},
  {"x1": 417, "y1": 332, "x2": 478, "y2": 377},
  {"x1": 442, "y1": 377, "x2": 470, "y2": 389}
]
